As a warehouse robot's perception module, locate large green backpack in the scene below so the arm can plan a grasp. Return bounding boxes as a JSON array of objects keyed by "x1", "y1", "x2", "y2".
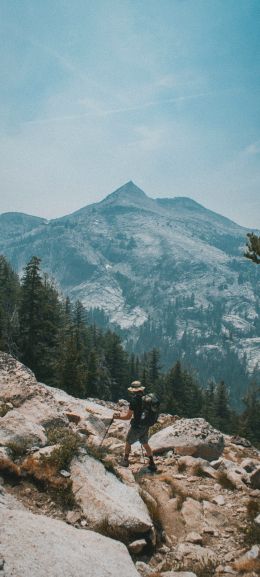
[{"x1": 141, "y1": 393, "x2": 160, "y2": 426}]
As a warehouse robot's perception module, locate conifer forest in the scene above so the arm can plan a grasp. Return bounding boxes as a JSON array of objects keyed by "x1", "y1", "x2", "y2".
[{"x1": 1, "y1": 253, "x2": 259, "y2": 446}]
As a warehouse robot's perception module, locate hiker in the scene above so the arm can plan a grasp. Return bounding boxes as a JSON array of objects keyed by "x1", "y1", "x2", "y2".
[{"x1": 113, "y1": 380, "x2": 157, "y2": 472}]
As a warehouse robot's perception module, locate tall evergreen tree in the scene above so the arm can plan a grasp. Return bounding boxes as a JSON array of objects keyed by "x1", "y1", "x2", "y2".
[
  {"x1": 239, "y1": 381, "x2": 260, "y2": 445},
  {"x1": 19, "y1": 257, "x2": 61, "y2": 383},
  {"x1": 215, "y1": 380, "x2": 231, "y2": 433},
  {"x1": 104, "y1": 331, "x2": 129, "y2": 400},
  {"x1": 0, "y1": 255, "x2": 20, "y2": 354},
  {"x1": 148, "y1": 348, "x2": 161, "y2": 392},
  {"x1": 19, "y1": 256, "x2": 45, "y2": 376},
  {"x1": 163, "y1": 360, "x2": 185, "y2": 415}
]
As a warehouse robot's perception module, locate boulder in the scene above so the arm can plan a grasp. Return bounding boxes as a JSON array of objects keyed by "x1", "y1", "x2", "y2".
[
  {"x1": 149, "y1": 418, "x2": 224, "y2": 461},
  {"x1": 70, "y1": 454, "x2": 152, "y2": 539},
  {"x1": 175, "y1": 542, "x2": 217, "y2": 569},
  {"x1": 181, "y1": 498, "x2": 204, "y2": 532},
  {"x1": 0, "y1": 411, "x2": 47, "y2": 450},
  {"x1": 0, "y1": 352, "x2": 37, "y2": 404},
  {"x1": 46, "y1": 385, "x2": 114, "y2": 438},
  {"x1": 202, "y1": 500, "x2": 228, "y2": 530},
  {"x1": 18, "y1": 396, "x2": 68, "y2": 430},
  {"x1": 161, "y1": 573, "x2": 197, "y2": 577},
  {"x1": 212, "y1": 495, "x2": 225, "y2": 506},
  {"x1": 0, "y1": 497, "x2": 140, "y2": 577},
  {"x1": 185, "y1": 533, "x2": 203, "y2": 545},
  {"x1": 135, "y1": 561, "x2": 156, "y2": 576}
]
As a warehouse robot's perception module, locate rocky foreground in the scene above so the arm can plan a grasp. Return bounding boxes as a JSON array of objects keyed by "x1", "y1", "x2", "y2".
[{"x1": 0, "y1": 352, "x2": 260, "y2": 577}]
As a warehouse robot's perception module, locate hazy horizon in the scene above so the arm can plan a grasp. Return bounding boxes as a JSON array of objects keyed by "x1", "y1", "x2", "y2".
[{"x1": 1, "y1": 179, "x2": 259, "y2": 231}]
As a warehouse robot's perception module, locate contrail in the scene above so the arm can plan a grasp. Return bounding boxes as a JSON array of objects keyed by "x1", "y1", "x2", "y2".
[{"x1": 24, "y1": 91, "x2": 219, "y2": 126}]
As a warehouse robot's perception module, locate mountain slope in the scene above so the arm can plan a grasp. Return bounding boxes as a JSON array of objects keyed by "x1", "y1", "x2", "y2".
[{"x1": 1, "y1": 182, "x2": 260, "y2": 402}]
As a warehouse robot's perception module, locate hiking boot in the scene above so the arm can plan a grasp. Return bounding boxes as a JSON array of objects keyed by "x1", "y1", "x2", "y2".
[
  {"x1": 148, "y1": 459, "x2": 157, "y2": 472},
  {"x1": 120, "y1": 456, "x2": 129, "y2": 467}
]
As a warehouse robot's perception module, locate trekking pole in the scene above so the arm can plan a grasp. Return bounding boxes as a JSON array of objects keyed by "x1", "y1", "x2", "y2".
[{"x1": 100, "y1": 417, "x2": 114, "y2": 448}]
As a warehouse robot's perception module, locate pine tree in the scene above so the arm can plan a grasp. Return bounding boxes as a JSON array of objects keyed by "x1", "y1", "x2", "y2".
[
  {"x1": 163, "y1": 360, "x2": 185, "y2": 415},
  {"x1": 244, "y1": 233, "x2": 260, "y2": 264},
  {"x1": 0, "y1": 255, "x2": 20, "y2": 354},
  {"x1": 105, "y1": 332, "x2": 129, "y2": 400},
  {"x1": 148, "y1": 348, "x2": 161, "y2": 392},
  {"x1": 19, "y1": 256, "x2": 45, "y2": 376},
  {"x1": 87, "y1": 349, "x2": 99, "y2": 397},
  {"x1": 215, "y1": 380, "x2": 231, "y2": 433},
  {"x1": 202, "y1": 381, "x2": 216, "y2": 425},
  {"x1": 240, "y1": 382, "x2": 260, "y2": 445}
]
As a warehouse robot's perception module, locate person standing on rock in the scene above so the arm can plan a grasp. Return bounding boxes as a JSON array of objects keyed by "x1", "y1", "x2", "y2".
[{"x1": 113, "y1": 380, "x2": 157, "y2": 472}]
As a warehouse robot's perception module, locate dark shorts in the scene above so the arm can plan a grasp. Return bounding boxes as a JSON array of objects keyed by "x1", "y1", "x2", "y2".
[{"x1": 126, "y1": 423, "x2": 149, "y2": 445}]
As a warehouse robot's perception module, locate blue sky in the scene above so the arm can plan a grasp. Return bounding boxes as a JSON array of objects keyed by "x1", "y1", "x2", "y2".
[{"x1": 0, "y1": 0, "x2": 260, "y2": 228}]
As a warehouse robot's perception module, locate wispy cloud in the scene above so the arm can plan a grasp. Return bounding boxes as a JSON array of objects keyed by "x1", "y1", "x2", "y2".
[
  {"x1": 243, "y1": 140, "x2": 260, "y2": 156},
  {"x1": 23, "y1": 90, "x2": 219, "y2": 126}
]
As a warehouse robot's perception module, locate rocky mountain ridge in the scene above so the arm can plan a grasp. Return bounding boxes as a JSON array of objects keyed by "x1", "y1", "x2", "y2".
[
  {"x1": 1, "y1": 182, "x2": 260, "y2": 398},
  {"x1": 0, "y1": 352, "x2": 260, "y2": 577}
]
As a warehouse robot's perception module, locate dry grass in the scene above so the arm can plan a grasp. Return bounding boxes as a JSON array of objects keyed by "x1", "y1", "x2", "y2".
[
  {"x1": 233, "y1": 558, "x2": 260, "y2": 573},
  {"x1": 139, "y1": 488, "x2": 161, "y2": 526},
  {"x1": 246, "y1": 497, "x2": 260, "y2": 519},
  {"x1": 21, "y1": 455, "x2": 76, "y2": 508},
  {"x1": 160, "y1": 474, "x2": 191, "y2": 502},
  {"x1": 0, "y1": 454, "x2": 20, "y2": 476},
  {"x1": 0, "y1": 402, "x2": 12, "y2": 417},
  {"x1": 194, "y1": 562, "x2": 216, "y2": 577},
  {"x1": 192, "y1": 463, "x2": 208, "y2": 478},
  {"x1": 216, "y1": 470, "x2": 237, "y2": 491},
  {"x1": 177, "y1": 461, "x2": 187, "y2": 473},
  {"x1": 95, "y1": 516, "x2": 130, "y2": 544},
  {"x1": 86, "y1": 443, "x2": 107, "y2": 461}
]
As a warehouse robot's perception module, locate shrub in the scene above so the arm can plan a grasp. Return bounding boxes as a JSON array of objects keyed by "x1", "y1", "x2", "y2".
[
  {"x1": 177, "y1": 461, "x2": 187, "y2": 473},
  {"x1": 95, "y1": 516, "x2": 130, "y2": 544},
  {"x1": 246, "y1": 497, "x2": 260, "y2": 519},
  {"x1": 194, "y1": 561, "x2": 216, "y2": 577},
  {"x1": 40, "y1": 427, "x2": 82, "y2": 472},
  {"x1": 192, "y1": 463, "x2": 208, "y2": 478},
  {"x1": 233, "y1": 558, "x2": 260, "y2": 573},
  {"x1": 0, "y1": 403, "x2": 12, "y2": 417},
  {"x1": 216, "y1": 471, "x2": 236, "y2": 491},
  {"x1": 49, "y1": 479, "x2": 76, "y2": 509},
  {"x1": 6, "y1": 437, "x2": 30, "y2": 459},
  {"x1": 243, "y1": 521, "x2": 260, "y2": 546}
]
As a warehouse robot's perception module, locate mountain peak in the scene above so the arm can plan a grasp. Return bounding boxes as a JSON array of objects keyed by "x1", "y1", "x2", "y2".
[
  {"x1": 107, "y1": 181, "x2": 147, "y2": 199},
  {"x1": 100, "y1": 181, "x2": 150, "y2": 209}
]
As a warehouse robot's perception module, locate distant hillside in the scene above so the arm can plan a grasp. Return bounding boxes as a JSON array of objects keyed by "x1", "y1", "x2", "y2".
[{"x1": 1, "y1": 181, "x2": 260, "y2": 405}]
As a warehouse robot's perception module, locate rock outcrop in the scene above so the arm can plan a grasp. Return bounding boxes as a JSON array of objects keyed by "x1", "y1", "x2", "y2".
[
  {"x1": 149, "y1": 418, "x2": 224, "y2": 460},
  {"x1": 0, "y1": 491, "x2": 140, "y2": 577},
  {"x1": 1, "y1": 352, "x2": 260, "y2": 577},
  {"x1": 70, "y1": 453, "x2": 152, "y2": 538}
]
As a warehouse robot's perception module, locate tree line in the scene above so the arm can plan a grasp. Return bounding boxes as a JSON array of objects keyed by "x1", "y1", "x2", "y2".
[{"x1": 0, "y1": 254, "x2": 259, "y2": 446}]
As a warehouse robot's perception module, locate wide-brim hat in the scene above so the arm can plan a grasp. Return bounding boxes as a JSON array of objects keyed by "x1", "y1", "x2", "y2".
[{"x1": 128, "y1": 380, "x2": 145, "y2": 393}]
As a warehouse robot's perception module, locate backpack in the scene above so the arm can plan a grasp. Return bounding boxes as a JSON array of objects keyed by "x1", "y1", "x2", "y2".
[{"x1": 141, "y1": 393, "x2": 160, "y2": 426}]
